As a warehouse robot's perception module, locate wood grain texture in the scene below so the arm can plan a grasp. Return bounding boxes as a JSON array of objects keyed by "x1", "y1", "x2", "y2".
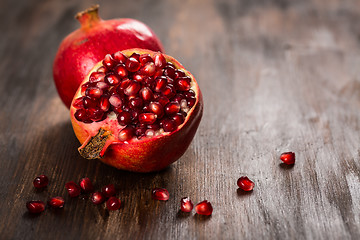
[{"x1": 1, "y1": 0, "x2": 360, "y2": 239}]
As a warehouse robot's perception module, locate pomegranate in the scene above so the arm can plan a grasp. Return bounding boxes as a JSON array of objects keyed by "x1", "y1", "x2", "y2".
[
  {"x1": 70, "y1": 49, "x2": 203, "y2": 172},
  {"x1": 53, "y1": 5, "x2": 164, "y2": 108}
]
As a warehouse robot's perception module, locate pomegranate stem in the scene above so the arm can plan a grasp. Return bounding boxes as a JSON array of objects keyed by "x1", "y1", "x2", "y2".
[{"x1": 75, "y1": 4, "x2": 101, "y2": 29}]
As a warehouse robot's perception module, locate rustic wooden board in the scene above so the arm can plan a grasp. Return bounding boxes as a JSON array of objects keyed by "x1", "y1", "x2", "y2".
[{"x1": 1, "y1": 0, "x2": 360, "y2": 239}]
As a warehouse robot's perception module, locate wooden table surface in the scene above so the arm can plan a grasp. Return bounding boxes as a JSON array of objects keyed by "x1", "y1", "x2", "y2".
[{"x1": 1, "y1": 0, "x2": 360, "y2": 239}]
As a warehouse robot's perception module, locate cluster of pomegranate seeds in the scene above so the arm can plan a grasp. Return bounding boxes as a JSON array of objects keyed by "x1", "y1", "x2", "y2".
[
  {"x1": 73, "y1": 52, "x2": 196, "y2": 141},
  {"x1": 180, "y1": 197, "x2": 194, "y2": 213},
  {"x1": 237, "y1": 176, "x2": 255, "y2": 191},
  {"x1": 195, "y1": 200, "x2": 213, "y2": 216},
  {"x1": 26, "y1": 200, "x2": 45, "y2": 214},
  {"x1": 152, "y1": 188, "x2": 170, "y2": 201},
  {"x1": 48, "y1": 197, "x2": 65, "y2": 209},
  {"x1": 65, "y1": 181, "x2": 82, "y2": 197},
  {"x1": 280, "y1": 152, "x2": 296, "y2": 165},
  {"x1": 33, "y1": 175, "x2": 49, "y2": 188}
]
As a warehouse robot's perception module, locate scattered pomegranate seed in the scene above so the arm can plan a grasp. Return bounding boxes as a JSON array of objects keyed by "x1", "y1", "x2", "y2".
[
  {"x1": 33, "y1": 175, "x2": 49, "y2": 188},
  {"x1": 195, "y1": 200, "x2": 213, "y2": 216},
  {"x1": 237, "y1": 176, "x2": 255, "y2": 191},
  {"x1": 152, "y1": 188, "x2": 169, "y2": 201},
  {"x1": 91, "y1": 192, "x2": 106, "y2": 205},
  {"x1": 102, "y1": 184, "x2": 116, "y2": 198},
  {"x1": 79, "y1": 178, "x2": 94, "y2": 193},
  {"x1": 280, "y1": 152, "x2": 296, "y2": 165},
  {"x1": 26, "y1": 200, "x2": 45, "y2": 214},
  {"x1": 106, "y1": 197, "x2": 121, "y2": 210},
  {"x1": 180, "y1": 197, "x2": 193, "y2": 212},
  {"x1": 65, "y1": 181, "x2": 81, "y2": 197},
  {"x1": 48, "y1": 197, "x2": 65, "y2": 209}
]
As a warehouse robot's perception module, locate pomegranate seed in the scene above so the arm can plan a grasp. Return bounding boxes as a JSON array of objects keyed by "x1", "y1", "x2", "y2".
[
  {"x1": 124, "y1": 81, "x2": 141, "y2": 96},
  {"x1": 96, "y1": 81, "x2": 110, "y2": 91},
  {"x1": 135, "y1": 126, "x2": 147, "y2": 138},
  {"x1": 73, "y1": 97, "x2": 84, "y2": 108},
  {"x1": 147, "y1": 123, "x2": 160, "y2": 130},
  {"x1": 161, "y1": 119, "x2": 177, "y2": 132},
  {"x1": 79, "y1": 177, "x2": 94, "y2": 193},
  {"x1": 91, "y1": 192, "x2": 106, "y2": 205},
  {"x1": 89, "y1": 72, "x2": 105, "y2": 83},
  {"x1": 139, "y1": 87, "x2": 154, "y2": 102},
  {"x1": 140, "y1": 62, "x2": 156, "y2": 76},
  {"x1": 65, "y1": 181, "x2": 81, "y2": 197},
  {"x1": 106, "y1": 197, "x2": 121, "y2": 210},
  {"x1": 99, "y1": 96, "x2": 110, "y2": 111},
  {"x1": 125, "y1": 57, "x2": 141, "y2": 72},
  {"x1": 280, "y1": 152, "x2": 296, "y2": 165},
  {"x1": 104, "y1": 74, "x2": 120, "y2": 86},
  {"x1": 154, "y1": 76, "x2": 167, "y2": 92},
  {"x1": 133, "y1": 74, "x2": 145, "y2": 82},
  {"x1": 195, "y1": 200, "x2": 213, "y2": 216},
  {"x1": 163, "y1": 65, "x2": 176, "y2": 79},
  {"x1": 176, "y1": 77, "x2": 191, "y2": 91},
  {"x1": 237, "y1": 176, "x2": 255, "y2": 191},
  {"x1": 83, "y1": 96, "x2": 99, "y2": 109},
  {"x1": 115, "y1": 64, "x2": 128, "y2": 78},
  {"x1": 117, "y1": 111, "x2": 132, "y2": 125},
  {"x1": 187, "y1": 97, "x2": 196, "y2": 108},
  {"x1": 164, "y1": 102, "x2": 180, "y2": 116},
  {"x1": 48, "y1": 197, "x2": 65, "y2": 209},
  {"x1": 97, "y1": 66, "x2": 107, "y2": 73},
  {"x1": 88, "y1": 108, "x2": 104, "y2": 122},
  {"x1": 129, "y1": 97, "x2": 144, "y2": 109},
  {"x1": 118, "y1": 126, "x2": 135, "y2": 142},
  {"x1": 154, "y1": 52, "x2": 166, "y2": 68},
  {"x1": 103, "y1": 54, "x2": 116, "y2": 69},
  {"x1": 161, "y1": 85, "x2": 176, "y2": 98},
  {"x1": 113, "y1": 51, "x2": 127, "y2": 63},
  {"x1": 180, "y1": 197, "x2": 193, "y2": 212},
  {"x1": 130, "y1": 52, "x2": 140, "y2": 60},
  {"x1": 102, "y1": 184, "x2": 116, "y2": 198},
  {"x1": 117, "y1": 79, "x2": 131, "y2": 92},
  {"x1": 152, "y1": 188, "x2": 169, "y2": 201},
  {"x1": 145, "y1": 129, "x2": 155, "y2": 138},
  {"x1": 139, "y1": 54, "x2": 153, "y2": 65},
  {"x1": 157, "y1": 96, "x2": 170, "y2": 106},
  {"x1": 149, "y1": 102, "x2": 164, "y2": 117},
  {"x1": 33, "y1": 175, "x2": 49, "y2": 188},
  {"x1": 174, "y1": 69, "x2": 186, "y2": 79},
  {"x1": 26, "y1": 201, "x2": 45, "y2": 214},
  {"x1": 171, "y1": 93, "x2": 185, "y2": 103},
  {"x1": 139, "y1": 113, "x2": 157, "y2": 124},
  {"x1": 75, "y1": 109, "x2": 91, "y2": 123},
  {"x1": 109, "y1": 94, "x2": 123, "y2": 108},
  {"x1": 172, "y1": 113, "x2": 185, "y2": 125}
]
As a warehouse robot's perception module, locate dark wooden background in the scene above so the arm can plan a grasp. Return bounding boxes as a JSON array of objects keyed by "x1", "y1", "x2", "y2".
[{"x1": 1, "y1": 0, "x2": 360, "y2": 239}]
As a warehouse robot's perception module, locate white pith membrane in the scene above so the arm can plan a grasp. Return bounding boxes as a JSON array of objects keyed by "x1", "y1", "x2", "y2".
[{"x1": 72, "y1": 50, "x2": 199, "y2": 144}]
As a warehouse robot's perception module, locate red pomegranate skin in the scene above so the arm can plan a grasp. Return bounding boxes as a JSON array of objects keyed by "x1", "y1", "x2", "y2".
[
  {"x1": 70, "y1": 49, "x2": 203, "y2": 172},
  {"x1": 53, "y1": 5, "x2": 164, "y2": 108}
]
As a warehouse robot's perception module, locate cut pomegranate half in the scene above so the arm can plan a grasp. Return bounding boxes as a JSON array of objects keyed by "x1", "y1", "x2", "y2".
[{"x1": 70, "y1": 49, "x2": 203, "y2": 172}]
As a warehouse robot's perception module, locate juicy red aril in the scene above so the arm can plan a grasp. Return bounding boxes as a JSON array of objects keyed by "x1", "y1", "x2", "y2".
[
  {"x1": 105, "y1": 74, "x2": 120, "y2": 86},
  {"x1": 139, "y1": 113, "x2": 157, "y2": 124},
  {"x1": 176, "y1": 77, "x2": 191, "y2": 91},
  {"x1": 161, "y1": 119, "x2": 177, "y2": 132},
  {"x1": 100, "y1": 96, "x2": 110, "y2": 111},
  {"x1": 157, "y1": 96, "x2": 170, "y2": 106},
  {"x1": 48, "y1": 197, "x2": 65, "y2": 209},
  {"x1": 33, "y1": 175, "x2": 49, "y2": 188},
  {"x1": 89, "y1": 72, "x2": 105, "y2": 83},
  {"x1": 103, "y1": 54, "x2": 116, "y2": 69},
  {"x1": 140, "y1": 54, "x2": 153, "y2": 65},
  {"x1": 172, "y1": 113, "x2": 185, "y2": 125},
  {"x1": 149, "y1": 102, "x2": 164, "y2": 117},
  {"x1": 91, "y1": 192, "x2": 106, "y2": 205},
  {"x1": 106, "y1": 197, "x2": 121, "y2": 210},
  {"x1": 154, "y1": 76, "x2": 167, "y2": 92},
  {"x1": 83, "y1": 96, "x2": 98, "y2": 109},
  {"x1": 65, "y1": 181, "x2": 81, "y2": 197},
  {"x1": 140, "y1": 62, "x2": 156, "y2": 76},
  {"x1": 175, "y1": 69, "x2": 186, "y2": 79},
  {"x1": 88, "y1": 108, "x2": 104, "y2": 121},
  {"x1": 152, "y1": 188, "x2": 169, "y2": 201},
  {"x1": 96, "y1": 81, "x2": 110, "y2": 91},
  {"x1": 161, "y1": 85, "x2": 176, "y2": 98},
  {"x1": 102, "y1": 184, "x2": 116, "y2": 198},
  {"x1": 164, "y1": 102, "x2": 180, "y2": 116},
  {"x1": 73, "y1": 97, "x2": 84, "y2": 108},
  {"x1": 129, "y1": 97, "x2": 144, "y2": 109},
  {"x1": 237, "y1": 176, "x2": 255, "y2": 191},
  {"x1": 163, "y1": 65, "x2": 176, "y2": 79},
  {"x1": 139, "y1": 87, "x2": 154, "y2": 102},
  {"x1": 195, "y1": 200, "x2": 213, "y2": 216},
  {"x1": 154, "y1": 52, "x2": 166, "y2": 68},
  {"x1": 187, "y1": 97, "x2": 196, "y2": 108},
  {"x1": 79, "y1": 177, "x2": 94, "y2": 193},
  {"x1": 109, "y1": 94, "x2": 123, "y2": 108},
  {"x1": 145, "y1": 129, "x2": 155, "y2": 138},
  {"x1": 75, "y1": 109, "x2": 91, "y2": 122},
  {"x1": 180, "y1": 197, "x2": 193, "y2": 212},
  {"x1": 125, "y1": 57, "x2": 141, "y2": 72},
  {"x1": 115, "y1": 64, "x2": 128, "y2": 78},
  {"x1": 118, "y1": 126, "x2": 135, "y2": 141},
  {"x1": 113, "y1": 51, "x2": 127, "y2": 63},
  {"x1": 117, "y1": 111, "x2": 132, "y2": 125},
  {"x1": 124, "y1": 81, "x2": 141, "y2": 96},
  {"x1": 26, "y1": 201, "x2": 45, "y2": 214},
  {"x1": 280, "y1": 152, "x2": 296, "y2": 165}
]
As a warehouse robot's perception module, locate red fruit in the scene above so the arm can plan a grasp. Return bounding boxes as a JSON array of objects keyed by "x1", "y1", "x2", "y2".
[
  {"x1": 180, "y1": 197, "x2": 193, "y2": 212},
  {"x1": 70, "y1": 49, "x2": 203, "y2": 172},
  {"x1": 48, "y1": 197, "x2": 65, "y2": 209},
  {"x1": 33, "y1": 175, "x2": 49, "y2": 188},
  {"x1": 280, "y1": 152, "x2": 296, "y2": 165},
  {"x1": 106, "y1": 197, "x2": 121, "y2": 210},
  {"x1": 53, "y1": 5, "x2": 164, "y2": 108},
  {"x1": 79, "y1": 177, "x2": 94, "y2": 193},
  {"x1": 26, "y1": 201, "x2": 45, "y2": 214},
  {"x1": 65, "y1": 181, "x2": 81, "y2": 197},
  {"x1": 237, "y1": 176, "x2": 255, "y2": 191},
  {"x1": 195, "y1": 200, "x2": 213, "y2": 216},
  {"x1": 102, "y1": 184, "x2": 116, "y2": 198},
  {"x1": 91, "y1": 192, "x2": 106, "y2": 205},
  {"x1": 152, "y1": 188, "x2": 169, "y2": 201}
]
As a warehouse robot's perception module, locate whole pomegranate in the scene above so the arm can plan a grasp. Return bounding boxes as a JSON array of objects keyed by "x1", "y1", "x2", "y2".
[
  {"x1": 53, "y1": 5, "x2": 164, "y2": 108},
  {"x1": 70, "y1": 49, "x2": 203, "y2": 172}
]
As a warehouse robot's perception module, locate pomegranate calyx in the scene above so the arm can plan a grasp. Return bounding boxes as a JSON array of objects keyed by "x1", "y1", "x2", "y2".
[
  {"x1": 75, "y1": 5, "x2": 101, "y2": 29},
  {"x1": 78, "y1": 128, "x2": 114, "y2": 159}
]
